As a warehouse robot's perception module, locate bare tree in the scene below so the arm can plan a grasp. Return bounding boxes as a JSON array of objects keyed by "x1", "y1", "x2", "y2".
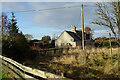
[
  {"x1": 92, "y1": 1, "x2": 120, "y2": 45},
  {"x1": 0, "y1": 12, "x2": 9, "y2": 36}
]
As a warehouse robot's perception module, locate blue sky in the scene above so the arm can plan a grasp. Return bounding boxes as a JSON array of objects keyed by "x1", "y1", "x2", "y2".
[{"x1": 2, "y1": 2, "x2": 115, "y2": 40}]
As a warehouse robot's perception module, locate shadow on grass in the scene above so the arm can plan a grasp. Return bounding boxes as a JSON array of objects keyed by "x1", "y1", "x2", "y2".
[
  {"x1": 25, "y1": 61, "x2": 120, "y2": 80},
  {"x1": 23, "y1": 50, "x2": 120, "y2": 80}
]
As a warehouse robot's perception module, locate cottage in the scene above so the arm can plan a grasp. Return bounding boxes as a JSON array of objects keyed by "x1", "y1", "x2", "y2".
[{"x1": 55, "y1": 25, "x2": 94, "y2": 47}]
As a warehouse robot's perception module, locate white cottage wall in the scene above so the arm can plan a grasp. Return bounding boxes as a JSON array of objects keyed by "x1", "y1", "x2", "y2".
[{"x1": 55, "y1": 31, "x2": 76, "y2": 47}]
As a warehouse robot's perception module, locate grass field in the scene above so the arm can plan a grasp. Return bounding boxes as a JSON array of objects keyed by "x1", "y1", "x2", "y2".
[{"x1": 0, "y1": 70, "x2": 12, "y2": 80}]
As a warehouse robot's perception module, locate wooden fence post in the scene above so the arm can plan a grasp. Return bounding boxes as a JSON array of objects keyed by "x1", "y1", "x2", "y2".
[{"x1": 109, "y1": 33, "x2": 112, "y2": 64}]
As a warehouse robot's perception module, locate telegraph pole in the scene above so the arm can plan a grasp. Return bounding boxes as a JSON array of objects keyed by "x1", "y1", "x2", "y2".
[
  {"x1": 81, "y1": 4, "x2": 85, "y2": 50},
  {"x1": 81, "y1": 4, "x2": 86, "y2": 66}
]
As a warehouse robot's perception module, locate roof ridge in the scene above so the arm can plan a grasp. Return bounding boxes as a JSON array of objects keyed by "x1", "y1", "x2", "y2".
[
  {"x1": 66, "y1": 30, "x2": 82, "y2": 39},
  {"x1": 66, "y1": 31, "x2": 81, "y2": 41},
  {"x1": 75, "y1": 33, "x2": 82, "y2": 39}
]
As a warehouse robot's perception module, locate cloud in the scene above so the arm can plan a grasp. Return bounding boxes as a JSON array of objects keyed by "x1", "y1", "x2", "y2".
[
  {"x1": 2, "y1": 2, "x2": 27, "y2": 12},
  {"x1": 2, "y1": 2, "x2": 100, "y2": 30},
  {"x1": 2, "y1": 2, "x2": 114, "y2": 39},
  {"x1": 25, "y1": 2, "x2": 100, "y2": 30},
  {"x1": 0, "y1": 2, "x2": 2, "y2": 12},
  {"x1": 26, "y1": 2, "x2": 83, "y2": 28}
]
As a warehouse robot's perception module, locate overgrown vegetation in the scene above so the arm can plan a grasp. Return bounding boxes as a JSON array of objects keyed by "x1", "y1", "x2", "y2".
[
  {"x1": 0, "y1": 70, "x2": 12, "y2": 80},
  {"x1": 2, "y1": 12, "x2": 29, "y2": 62},
  {"x1": 94, "y1": 37, "x2": 119, "y2": 47},
  {"x1": 92, "y1": 2, "x2": 120, "y2": 45},
  {"x1": 24, "y1": 47, "x2": 120, "y2": 79},
  {"x1": 1, "y1": 2, "x2": 120, "y2": 79}
]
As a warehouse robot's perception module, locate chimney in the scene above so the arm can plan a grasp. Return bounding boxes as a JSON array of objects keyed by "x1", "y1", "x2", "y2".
[{"x1": 71, "y1": 25, "x2": 76, "y2": 33}]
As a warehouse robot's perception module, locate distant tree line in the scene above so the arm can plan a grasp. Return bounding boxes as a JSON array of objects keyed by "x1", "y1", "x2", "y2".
[
  {"x1": 94, "y1": 37, "x2": 119, "y2": 47},
  {"x1": 29, "y1": 35, "x2": 55, "y2": 50}
]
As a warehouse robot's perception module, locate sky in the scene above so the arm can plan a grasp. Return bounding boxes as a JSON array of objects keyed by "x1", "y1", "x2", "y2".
[{"x1": 1, "y1": 2, "x2": 117, "y2": 40}]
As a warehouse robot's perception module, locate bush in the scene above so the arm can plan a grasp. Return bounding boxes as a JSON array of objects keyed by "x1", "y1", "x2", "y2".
[
  {"x1": 111, "y1": 41, "x2": 118, "y2": 46},
  {"x1": 94, "y1": 59, "x2": 105, "y2": 66},
  {"x1": 95, "y1": 38, "x2": 119, "y2": 47},
  {"x1": 2, "y1": 33, "x2": 29, "y2": 62},
  {"x1": 94, "y1": 40, "x2": 102, "y2": 47},
  {"x1": 112, "y1": 54, "x2": 118, "y2": 60},
  {"x1": 102, "y1": 54, "x2": 109, "y2": 60},
  {"x1": 102, "y1": 41, "x2": 109, "y2": 46}
]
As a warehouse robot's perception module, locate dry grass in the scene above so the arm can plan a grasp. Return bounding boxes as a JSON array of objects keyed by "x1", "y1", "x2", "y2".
[
  {"x1": 52, "y1": 47, "x2": 118, "y2": 63},
  {"x1": 51, "y1": 47, "x2": 120, "y2": 79},
  {"x1": 25, "y1": 47, "x2": 120, "y2": 79}
]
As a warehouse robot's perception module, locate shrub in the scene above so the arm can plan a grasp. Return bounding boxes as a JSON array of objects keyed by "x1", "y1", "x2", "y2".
[
  {"x1": 94, "y1": 58, "x2": 105, "y2": 66},
  {"x1": 94, "y1": 40, "x2": 102, "y2": 47},
  {"x1": 112, "y1": 54, "x2": 118, "y2": 60},
  {"x1": 3, "y1": 33, "x2": 29, "y2": 62},
  {"x1": 102, "y1": 41, "x2": 109, "y2": 46},
  {"x1": 102, "y1": 54, "x2": 109, "y2": 60}
]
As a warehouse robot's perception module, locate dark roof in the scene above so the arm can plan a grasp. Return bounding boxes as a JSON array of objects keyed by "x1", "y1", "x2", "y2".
[
  {"x1": 76, "y1": 30, "x2": 82, "y2": 38},
  {"x1": 66, "y1": 31, "x2": 82, "y2": 41}
]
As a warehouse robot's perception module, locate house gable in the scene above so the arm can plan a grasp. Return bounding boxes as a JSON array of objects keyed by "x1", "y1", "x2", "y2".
[
  {"x1": 55, "y1": 31, "x2": 74, "y2": 42},
  {"x1": 55, "y1": 25, "x2": 93, "y2": 47},
  {"x1": 55, "y1": 31, "x2": 75, "y2": 47}
]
